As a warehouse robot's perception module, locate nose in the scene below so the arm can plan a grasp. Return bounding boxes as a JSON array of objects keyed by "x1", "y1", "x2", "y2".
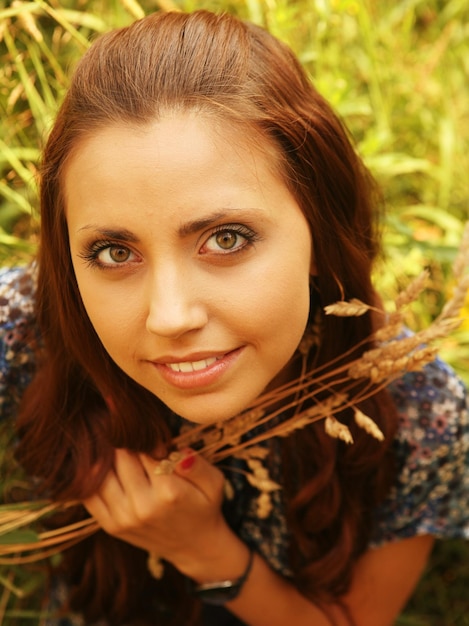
[{"x1": 145, "y1": 267, "x2": 208, "y2": 339}]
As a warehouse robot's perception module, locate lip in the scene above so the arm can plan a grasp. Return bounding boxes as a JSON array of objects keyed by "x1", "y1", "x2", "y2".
[{"x1": 149, "y1": 347, "x2": 244, "y2": 390}]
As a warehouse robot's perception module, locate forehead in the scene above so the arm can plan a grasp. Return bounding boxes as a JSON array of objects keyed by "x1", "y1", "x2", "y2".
[
  {"x1": 63, "y1": 111, "x2": 285, "y2": 187},
  {"x1": 62, "y1": 113, "x2": 299, "y2": 234}
]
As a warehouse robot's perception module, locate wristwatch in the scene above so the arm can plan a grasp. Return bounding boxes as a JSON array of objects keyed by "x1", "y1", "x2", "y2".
[{"x1": 192, "y1": 549, "x2": 254, "y2": 606}]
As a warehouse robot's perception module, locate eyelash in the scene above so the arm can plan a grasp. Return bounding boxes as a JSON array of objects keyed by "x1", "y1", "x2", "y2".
[
  {"x1": 79, "y1": 239, "x2": 136, "y2": 270},
  {"x1": 201, "y1": 224, "x2": 260, "y2": 255},
  {"x1": 79, "y1": 224, "x2": 260, "y2": 269}
]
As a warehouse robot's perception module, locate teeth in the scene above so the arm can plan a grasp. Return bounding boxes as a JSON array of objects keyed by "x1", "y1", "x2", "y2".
[
  {"x1": 178, "y1": 362, "x2": 193, "y2": 373},
  {"x1": 167, "y1": 357, "x2": 217, "y2": 373},
  {"x1": 193, "y1": 357, "x2": 217, "y2": 371}
]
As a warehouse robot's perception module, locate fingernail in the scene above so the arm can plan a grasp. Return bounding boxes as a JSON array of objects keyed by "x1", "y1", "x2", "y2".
[{"x1": 180, "y1": 451, "x2": 195, "y2": 471}]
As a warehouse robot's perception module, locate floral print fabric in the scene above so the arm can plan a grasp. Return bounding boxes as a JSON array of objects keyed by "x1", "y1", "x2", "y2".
[
  {"x1": 0, "y1": 266, "x2": 37, "y2": 422},
  {"x1": 374, "y1": 362, "x2": 469, "y2": 543}
]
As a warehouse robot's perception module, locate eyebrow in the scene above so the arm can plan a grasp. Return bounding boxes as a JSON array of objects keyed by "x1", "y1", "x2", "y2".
[
  {"x1": 177, "y1": 211, "x2": 231, "y2": 237},
  {"x1": 77, "y1": 226, "x2": 139, "y2": 242},
  {"x1": 177, "y1": 209, "x2": 264, "y2": 237},
  {"x1": 77, "y1": 209, "x2": 265, "y2": 240}
]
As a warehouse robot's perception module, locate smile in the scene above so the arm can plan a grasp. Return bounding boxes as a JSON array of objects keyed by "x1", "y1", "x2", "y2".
[
  {"x1": 150, "y1": 348, "x2": 243, "y2": 390},
  {"x1": 166, "y1": 357, "x2": 218, "y2": 372}
]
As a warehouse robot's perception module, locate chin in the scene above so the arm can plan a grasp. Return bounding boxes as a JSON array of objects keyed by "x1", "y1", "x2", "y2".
[
  {"x1": 169, "y1": 396, "x2": 256, "y2": 426},
  {"x1": 174, "y1": 407, "x2": 238, "y2": 426}
]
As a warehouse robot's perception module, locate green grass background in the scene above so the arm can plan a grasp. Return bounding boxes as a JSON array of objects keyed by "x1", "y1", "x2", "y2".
[{"x1": 0, "y1": 0, "x2": 468, "y2": 623}]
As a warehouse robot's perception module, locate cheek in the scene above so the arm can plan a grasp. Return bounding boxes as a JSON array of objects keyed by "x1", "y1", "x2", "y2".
[
  {"x1": 75, "y1": 280, "x2": 138, "y2": 353},
  {"x1": 272, "y1": 274, "x2": 310, "y2": 337},
  {"x1": 237, "y1": 259, "x2": 311, "y2": 347},
  {"x1": 265, "y1": 248, "x2": 312, "y2": 349}
]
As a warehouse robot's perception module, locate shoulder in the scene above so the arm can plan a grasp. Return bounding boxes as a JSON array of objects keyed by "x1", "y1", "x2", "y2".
[
  {"x1": 388, "y1": 359, "x2": 467, "y2": 469},
  {"x1": 371, "y1": 358, "x2": 469, "y2": 545},
  {"x1": 388, "y1": 359, "x2": 467, "y2": 462},
  {"x1": 0, "y1": 265, "x2": 38, "y2": 421},
  {"x1": 388, "y1": 357, "x2": 466, "y2": 421}
]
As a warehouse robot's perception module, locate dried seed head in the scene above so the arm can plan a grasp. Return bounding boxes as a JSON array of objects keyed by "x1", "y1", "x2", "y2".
[
  {"x1": 168, "y1": 451, "x2": 182, "y2": 463},
  {"x1": 437, "y1": 274, "x2": 469, "y2": 321},
  {"x1": 176, "y1": 424, "x2": 202, "y2": 448},
  {"x1": 348, "y1": 361, "x2": 373, "y2": 379},
  {"x1": 395, "y1": 270, "x2": 429, "y2": 310},
  {"x1": 256, "y1": 492, "x2": 273, "y2": 519},
  {"x1": 276, "y1": 415, "x2": 315, "y2": 437},
  {"x1": 246, "y1": 474, "x2": 281, "y2": 493},
  {"x1": 147, "y1": 553, "x2": 164, "y2": 579},
  {"x1": 406, "y1": 346, "x2": 439, "y2": 370},
  {"x1": 374, "y1": 321, "x2": 404, "y2": 342},
  {"x1": 224, "y1": 480, "x2": 235, "y2": 501},
  {"x1": 153, "y1": 458, "x2": 176, "y2": 476},
  {"x1": 234, "y1": 446, "x2": 270, "y2": 461},
  {"x1": 324, "y1": 416, "x2": 354, "y2": 444},
  {"x1": 324, "y1": 298, "x2": 371, "y2": 317},
  {"x1": 222, "y1": 409, "x2": 265, "y2": 441},
  {"x1": 202, "y1": 429, "x2": 223, "y2": 446},
  {"x1": 354, "y1": 409, "x2": 385, "y2": 441}
]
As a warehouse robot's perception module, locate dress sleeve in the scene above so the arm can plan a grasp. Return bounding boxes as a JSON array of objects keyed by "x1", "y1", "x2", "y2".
[
  {"x1": 371, "y1": 358, "x2": 469, "y2": 545},
  {"x1": 0, "y1": 266, "x2": 38, "y2": 422}
]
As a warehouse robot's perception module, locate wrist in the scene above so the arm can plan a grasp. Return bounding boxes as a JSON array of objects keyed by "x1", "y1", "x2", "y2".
[
  {"x1": 174, "y1": 524, "x2": 249, "y2": 584},
  {"x1": 192, "y1": 548, "x2": 254, "y2": 605}
]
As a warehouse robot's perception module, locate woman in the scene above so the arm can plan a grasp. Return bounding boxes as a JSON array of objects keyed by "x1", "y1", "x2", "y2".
[{"x1": 1, "y1": 10, "x2": 467, "y2": 626}]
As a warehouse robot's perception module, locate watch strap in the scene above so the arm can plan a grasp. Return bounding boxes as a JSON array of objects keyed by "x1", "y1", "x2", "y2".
[{"x1": 192, "y1": 549, "x2": 254, "y2": 606}]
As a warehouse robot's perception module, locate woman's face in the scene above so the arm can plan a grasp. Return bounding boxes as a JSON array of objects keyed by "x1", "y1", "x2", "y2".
[{"x1": 65, "y1": 114, "x2": 312, "y2": 424}]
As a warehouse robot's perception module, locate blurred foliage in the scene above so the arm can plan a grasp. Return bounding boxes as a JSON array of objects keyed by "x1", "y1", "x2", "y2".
[{"x1": 0, "y1": 0, "x2": 468, "y2": 623}]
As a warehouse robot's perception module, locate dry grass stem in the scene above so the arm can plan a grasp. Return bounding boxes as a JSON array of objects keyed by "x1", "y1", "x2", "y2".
[
  {"x1": 0, "y1": 503, "x2": 59, "y2": 536},
  {"x1": 0, "y1": 517, "x2": 98, "y2": 563}
]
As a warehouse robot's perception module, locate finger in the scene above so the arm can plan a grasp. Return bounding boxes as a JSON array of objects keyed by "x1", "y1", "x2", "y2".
[
  {"x1": 85, "y1": 450, "x2": 148, "y2": 514},
  {"x1": 84, "y1": 458, "x2": 153, "y2": 534},
  {"x1": 173, "y1": 449, "x2": 225, "y2": 504},
  {"x1": 83, "y1": 491, "x2": 110, "y2": 521},
  {"x1": 82, "y1": 467, "x2": 122, "y2": 521},
  {"x1": 113, "y1": 448, "x2": 153, "y2": 489}
]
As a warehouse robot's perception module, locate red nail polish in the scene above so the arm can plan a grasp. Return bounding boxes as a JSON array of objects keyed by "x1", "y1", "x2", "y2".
[{"x1": 180, "y1": 452, "x2": 195, "y2": 470}]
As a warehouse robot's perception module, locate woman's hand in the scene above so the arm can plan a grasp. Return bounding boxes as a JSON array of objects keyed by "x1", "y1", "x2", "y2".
[{"x1": 83, "y1": 448, "x2": 234, "y2": 577}]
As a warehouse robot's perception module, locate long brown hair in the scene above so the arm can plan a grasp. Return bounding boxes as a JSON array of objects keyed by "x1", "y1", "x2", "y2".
[{"x1": 16, "y1": 10, "x2": 398, "y2": 624}]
